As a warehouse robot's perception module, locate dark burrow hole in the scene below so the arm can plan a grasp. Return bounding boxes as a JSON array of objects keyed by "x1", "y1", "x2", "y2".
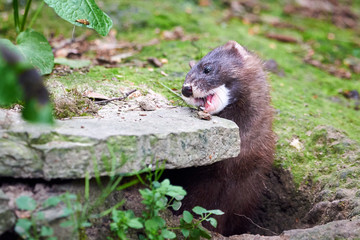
[
  {"x1": 248, "y1": 167, "x2": 313, "y2": 236},
  {"x1": 247, "y1": 167, "x2": 357, "y2": 236}
]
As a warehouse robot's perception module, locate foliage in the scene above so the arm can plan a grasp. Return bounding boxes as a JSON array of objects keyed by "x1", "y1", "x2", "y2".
[
  {"x1": 110, "y1": 210, "x2": 143, "y2": 239},
  {"x1": 13, "y1": 153, "x2": 223, "y2": 240},
  {"x1": 109, "y1": 167, "x2": 224, "y2": 240},
  {"x1": 44, "y1": 0, "x2": 112, "y2": 37},
  {"x1": 0, "y1": 46, "x2": 53, "y2": 123},
  {"x1": 15, "y1": 195, "x2": 61, "y2": 240},
  {"x1": 0, "y1": 48, "x2": 24, "y2": 106},
  {"x1": 179, "y1": 207, "x2": 224, "y2": 239},
  {"x1": 2, "y1": 0, "x2": 112, "y2": 75},
  {"x1": 0, "y1": 29, "x2": 54, "y2": 75},
  {"x1": 137, "y1": 177, "x2": 185, "y2": 240}
]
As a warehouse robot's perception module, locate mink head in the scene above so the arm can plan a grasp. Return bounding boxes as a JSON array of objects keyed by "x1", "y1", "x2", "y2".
[{"x1": 182, "y1": 40, "x2": 258, "y2": 115}]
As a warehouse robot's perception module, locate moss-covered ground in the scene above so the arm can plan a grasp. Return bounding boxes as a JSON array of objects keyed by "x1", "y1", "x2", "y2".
[{"x1": 1, "y1": 0, "x2": 360, "y2": 190}]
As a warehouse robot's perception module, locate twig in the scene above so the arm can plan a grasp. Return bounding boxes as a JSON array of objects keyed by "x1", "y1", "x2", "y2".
[
  {"x1": 157, "y1": 81, "x2": 199, "y2": 110},
  {"x1": 157, "y1": 81, "x2": 182, "y2": 98},
  {"x1": 234, "y1": 213, "x2": 278, "y2": 236},
  {"x1": 71, "y1": 25, "x2": 76, "y2": 43},
  {"x1": 94, "y1": 89, "x2": 137, "y2": 105}
]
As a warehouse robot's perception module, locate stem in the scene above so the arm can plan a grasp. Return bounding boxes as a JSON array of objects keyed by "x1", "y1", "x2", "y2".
[
  {"x1": 197, "y1": 213, "x2": 212, "y2": 225},
  {"x1": 13, "y1": 0, "x2": 20, "y2": 33},
  {"x1": 21, "y1": 0, "x2": 33, "y2": 32},
  {"x1": 31, "y1": 216, "x2": 39, "y2": 240},
  {"x1": 28, "y1": 0, "x2": 44, "y2": 29}
]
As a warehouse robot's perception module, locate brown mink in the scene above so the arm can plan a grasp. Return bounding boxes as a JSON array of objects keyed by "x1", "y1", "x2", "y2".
[{"x1": 165, "y1": 40, "x2": 275, "y2": 236}]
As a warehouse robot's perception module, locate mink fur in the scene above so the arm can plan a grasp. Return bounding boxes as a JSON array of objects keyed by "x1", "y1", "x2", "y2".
[{"x1": 165, "y1": 41, "x2": 275, "y2": 236}]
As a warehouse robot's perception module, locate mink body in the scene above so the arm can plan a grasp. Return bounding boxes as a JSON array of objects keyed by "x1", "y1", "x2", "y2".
[{"x1": 165, "y1": 41, "x2": 275, "y2": 236}]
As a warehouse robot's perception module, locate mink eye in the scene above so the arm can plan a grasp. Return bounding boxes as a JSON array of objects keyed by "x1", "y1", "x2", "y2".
[{"x1": 203, "y1": 65, "x2": 212, "y2": 74}]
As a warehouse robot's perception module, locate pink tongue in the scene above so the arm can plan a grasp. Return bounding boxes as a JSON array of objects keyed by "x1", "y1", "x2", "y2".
[{"x1": 204, "y1": 95, "x2": 213, "y2": 111}]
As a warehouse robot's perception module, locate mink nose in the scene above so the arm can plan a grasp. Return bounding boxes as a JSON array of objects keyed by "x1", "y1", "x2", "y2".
[{"x1": 182, "y1": 85, "x2": 193, "y2": 97}]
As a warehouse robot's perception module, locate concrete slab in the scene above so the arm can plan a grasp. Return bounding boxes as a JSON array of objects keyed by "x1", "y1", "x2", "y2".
[{"x1": 0, "y1": 107, "x2": 240, "y2": 179}]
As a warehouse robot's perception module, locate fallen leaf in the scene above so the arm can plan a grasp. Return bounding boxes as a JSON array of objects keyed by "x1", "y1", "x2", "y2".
[
  {"x1": 84, "y1": 91, "x2": 109, "y2": 101},
  {"x1": 339, "y1": 89, "x2": 359, "y2": 100},
  {"x1": 199, "y1": 0, "x2": 210, "y2": 7},
  {"x1": 54, "y1": 58, "x2": 91, "y2": 69},
  {"x1": 110, "y1": 52, "x2": 134, "y2": 63},
  {"x1": 147, "y1": 57, "x2": 163, "y2": 67},
  {"x1": 160, "y1": 71, "x2": 168, "y2": 76},
  {"x1": 265, "y1": 33, "x2": 298, "y2": 43},
  {"x1": 290, "y1": 138, "x2": 302, "y2": 151},
  {"x1": 160, "y1": 58, "x2": 168, "y2": 64},
  {"x1": 15, "y1": 210, "x2": 31, "y2": 219}
]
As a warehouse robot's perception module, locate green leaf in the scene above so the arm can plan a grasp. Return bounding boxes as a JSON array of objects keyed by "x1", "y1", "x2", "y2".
[
  {"x1": 128, "y1": 218, "x2": 144, "y2": 229},
  {"x1": 182, "y1": 210, "x2": 193, "y2": 223},
  {"x1": 161, "y1": 229, "x2": 176, "y2": 239},
  {"x1": 165, "y1": 186, "x2": 186, "y2": 199},
  {"x1": 152, "y1": 180, "x2": 161, "y2": 188},
  {"x1": 60, "y1": 220, "x2": 73, "y2": 228},
  {"x1": 171, "y1": 200, "x2": 181, "y2": 211},
  {"x1": 174, "y1": 194, "x2": 185, "y2": 201},
  {"x1": 181, "y1": 229, "x2": 190, "y2": 237},
  {"x1": 16, "y1": 196, "x2": 37, "y2": 211},
  {"x1": 198, "y1": 226, "x2": 212, "y2": 239},
  {"x1": 206, "y1": 209, "x2": 224, "y2": 215},
  {"x1": 190, "y1": 228, "x2": 201, "y2": 239},
  {"x1": 16, "y1": 29, "x2": 54, "y2": 75},
  {"x1": 54, "y1": 58, "x2": 91, "y2": 69},
  {"x1": 43, "y1": 0, "x2": 113, "y2": 36},
  {"x1": 81, "y1": 221, "x2": 92, "y2": 228},
  {"x1": 62, "y1": 193, "x2": 77, "y2": 200},
  {"x1": 208, "y1": 217, "x2": 217, "y2": 228},
  {"x1": 43, "y1": 196, "x2": 62, "y2": 208},
  {"x1": 1, "y1": 30, "x2": 54, "y2": 75},
  {"x1": 40, "y1": 226, "x2": 54, "y2": 236},
  {"x1": 22, "y1": 100, "x2": 53, "y2": 124},
  {"x1": 0, "y1": 48, "x2": 23, "y2": 106},
  {"x1": 35, "y1": 211, "x2": 45, "y2": 220},
  {"x1": 15, "y1": 219, "x2": 32, "y2": 237},
  {"x1": 0, "y1": 39, "x2": 21, "y2": 58},
  {"x1": 144, "y1": 217, "x2": 165, "y2": 231},
  {"x1": 192, "y1": 206, "x2": 207, "y2": 215},
  {"x1": 61, "y1": 207, "x2": 74, "y2": 217},
  {"x1": 138, "y1": 234, "x2": 146, "y2": 240}
]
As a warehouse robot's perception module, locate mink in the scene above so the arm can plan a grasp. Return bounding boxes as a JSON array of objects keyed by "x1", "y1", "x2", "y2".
[{"x1": 165, "y1": 41, "x2": 275, "y2": 236}]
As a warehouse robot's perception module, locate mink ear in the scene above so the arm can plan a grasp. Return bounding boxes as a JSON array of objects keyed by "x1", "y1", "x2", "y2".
[
  {"x1": 189, "y1": 60, "x2": 196, "y2": 69},
  {"x1": 224, "y1": 40, "x2": 249, "y2": 58},
  {"x1": 224, "y1": 40, "x2": 239, "y2": 49}
]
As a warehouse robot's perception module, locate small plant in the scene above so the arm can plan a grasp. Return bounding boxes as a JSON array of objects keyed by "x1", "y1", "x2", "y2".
[
  {"x1": 138, "y1": 178, "x2": 186, "y2": 240},
  {"x1": 14, "y1": 195, "x2": 60, "y2": 240},
  {"x1": 110, "y1": 210, "x2": 143, "y2": 239},
  {"x1": 14, "y1": 157, "x2": 224, "y2": 240},
  {"x1": 109, "y1": 166, "x2": 224, "y2": 240},
  {"x1": 179, "y1": 207, "x2": 224, "y2": 239}
]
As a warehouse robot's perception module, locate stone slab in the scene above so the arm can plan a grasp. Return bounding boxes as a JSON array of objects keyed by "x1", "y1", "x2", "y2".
[
  {"x1": 0, "y1": 107, "x2": 240, "y2": 179},
  {"x1": 216, "y1": 218, "x2": 360, "y2": 240},
  {"x1": 0, "y1": 190, "x2": 16, "y2": 235}
]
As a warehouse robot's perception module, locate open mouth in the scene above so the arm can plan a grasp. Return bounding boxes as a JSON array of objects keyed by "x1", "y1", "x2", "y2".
[
  {"x1": 193, "y1": 94, "x2": 216, "y2": 112},
  {"x1": 182, "y1": 84, "x2": 229, "y2": 115}
]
